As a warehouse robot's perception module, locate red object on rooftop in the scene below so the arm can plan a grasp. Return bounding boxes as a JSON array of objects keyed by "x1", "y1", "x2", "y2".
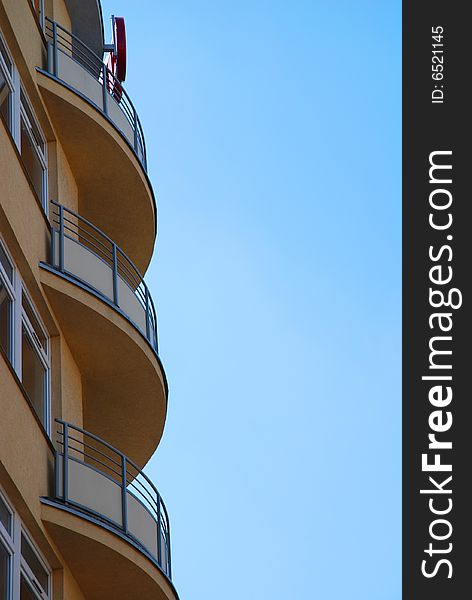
[{"x1": 106, "y1": 16, "x2": 126, "y2": 101}]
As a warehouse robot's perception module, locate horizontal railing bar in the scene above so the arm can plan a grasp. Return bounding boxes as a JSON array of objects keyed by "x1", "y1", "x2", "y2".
[
  {"x1": 59, "y1": 433, "x2": 123, "y2": 470},
  {"x1": 57, "y1": 440, "x2": 124, "y2": 481},
  {"x1": 57, "y1": 434, "x2": 121, "y2": 469},
  {"x1": 45, "y1": 17, "x2": 103, "y2": 58},
  {"x1": 50, "y1": 201, "x2": 116, "y2": 247},
  {"x1": 116, "y1": 256, "x2": 144, "y2": 287},
  {"x1": 56, "y1": 46, "x2": 104, "y2": 79},
  {"x1": 57, "y1": 420, "x2": 163, "y2": 499},
  {"x1": 49, "y1": 42, "x2": 108, "y2": 83},
  {"x1": 54, "y1": 34, "x2": 101, "y2": 65},
  {"x1": 57, "y1": 220, "x2": 114, "y2": 256},
  {"x1": 59, "y1": 439, "x2": 160, "y2": 517},
  {"x1": 160, "y1": 500, "x2": 171, "y2": 531},
  {"x1": 126, "y1": 477, "x2": 159, "y2": 512},
  {"x1": 61, "y1": 232, "x2": 115, "y2": 271},
  {"x1": 51, "y1": 202, "x2": 145, "y2": 280},
  {"x1": 115, "y1": 248, "x2": 144, "y2": 276},
  {"x1": 116, "y1": 267, "x2": 146, "y2": 295},
  {"x1": 54, "y1": 214, "x2": 115, "y2": 256},
  {"x1": 62, "y1": 228, "x2": 114, "y2": 265}
]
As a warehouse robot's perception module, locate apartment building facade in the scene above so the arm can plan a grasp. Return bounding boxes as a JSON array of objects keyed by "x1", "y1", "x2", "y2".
[{"x1": 0, "y1": 1, "x2": 177, "y2": 598}]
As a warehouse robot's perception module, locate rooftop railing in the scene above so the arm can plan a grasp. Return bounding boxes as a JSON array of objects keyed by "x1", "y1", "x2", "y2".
[
  {"x1": 44, "y1": 17, "x2": 147, "y2": 170},
  {"x1": 54, "y1": 420, "x2": 172, "y2": 578},
  {"x1": 49, "y1": 201, "x2": 158, "y2": 353}
]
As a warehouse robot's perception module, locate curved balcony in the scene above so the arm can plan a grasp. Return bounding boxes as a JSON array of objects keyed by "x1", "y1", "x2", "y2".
[
  {"x1": 37, "y1": 19, "x2": 156, "y2": 272},
  {"x1": 49, "y1": 201, "x2": 158, "y2": 353},
  {"x1": 40, "y1": 202, "x2": 167, "y2": 466},
  {"x1": 51, "y1": 420, "x2": 172, "y2": 578},
  {"x1": 44, "y1": 18, "x2": 146, "y2": 169}
]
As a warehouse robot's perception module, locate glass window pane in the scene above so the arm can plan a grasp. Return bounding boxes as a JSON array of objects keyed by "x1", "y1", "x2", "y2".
[
  {"x1": 22, "y1": 295, "x2": 47, "y2": 351},
  {"x1": 20, "y1": 117, "x2": 44, "y2": 203},
  {"x1": 0, "y1": 542, "x2": 10, "y2": 600},
  {"x1": 0, "y1": 38, "x2": 12, "y2": 74},
  {"x1": 20, "y1": 574, "x2": 40, "y2": 600},
  {"x1": 0, "y1": 280, "x2": 12, "y2": 361},
  {"x1": 0, "y1": 496, "x2": 11, "y2": 535},
  {"x1": 21, "y1": 535, "x2": 48, "y2": 594},
  {"x1": 21, "y1": 327, "x2": 46, "y2": 426},
  {"x1": 0, "y1": 245, "x2": 13, "y2": 282},
  {"x1": 20, "y1": 92, "x2": 44, "y2": 153},
  {"x1": 0, "y1": 72, "x2": 11, "y2": 130}
]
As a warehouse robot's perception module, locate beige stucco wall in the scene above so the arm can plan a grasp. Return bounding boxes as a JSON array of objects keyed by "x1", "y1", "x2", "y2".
[
  {"x1": 59, "y1": 335, "x2": 84, "y2": 427},
  {"x1": 56, "y1": 139, "x2": 79, "y2": 211},
  {"x1": 0, "y1": 0, "x2": 46, "y2": 87},
  {"x1": 51, "y1": 0, "x2": 72, "y2": 31}
]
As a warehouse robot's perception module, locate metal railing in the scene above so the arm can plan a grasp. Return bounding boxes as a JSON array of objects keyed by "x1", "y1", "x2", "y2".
[
  {"x1": 50, "y1": 201, "x2": 158, "y2": 353},
  {"x1": 55, "y1": 420, "x2": 172, "y2": 578},
  {"x1": 44, "y1": 17, "x2": 147, "y2": 170}
]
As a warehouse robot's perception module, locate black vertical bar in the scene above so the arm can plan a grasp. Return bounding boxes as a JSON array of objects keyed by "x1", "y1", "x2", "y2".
[
  {"x1": 404, "y1": 4, "x2": 469, "y2": 599},
  {"x1": 121, "y1": 456, "x2": 128, "y2": 534}
]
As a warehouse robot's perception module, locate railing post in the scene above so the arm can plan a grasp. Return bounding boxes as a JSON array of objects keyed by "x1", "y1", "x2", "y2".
[
  {"x1": 133, "y1": 107, "x2": 139, "y2": 154},
  {"x1": 102, "y1": 63, "x2": 108, "y2": 115},
  {"x1": 47, "y1": 42, "x2": 53, "y2": 74},
  {"x1": 52, "y1": 21, "x2": 58, "y2": 77},
  {"x1": 62, "y1": 423, "x2": 69, "y2": 503},
  {"x1": 54, "y1": 450, "x2": 60, "y2": 499},
  {"x1": 145, "y1": 287, "x2": 151, "y2": 342},
  {"x1": 112, "y1": 243, "x2": 119, "y2": 306},
  {"x1": 121, "y1": 456, "x2": 128, "y2": 534},
  {"x1": 50, "y1": 215, "x2": 56, "y2": 268},
  {"x1": 167, "y1": 514, "x2": 172, "y2": 579},
  {"x1": 59, "y1": 204, "x2": 64, "y2": 272},
  {"x1": 157, "y1": 494, "x2": 162, "y2": 568}
]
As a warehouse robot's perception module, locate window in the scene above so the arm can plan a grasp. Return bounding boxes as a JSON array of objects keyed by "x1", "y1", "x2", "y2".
[
  {"x1": 0, "y1": 540, "x2": 10, "y2": 600},
  {"x1": 20, "y1": 90, "x2": 47, "y2": 206},
  {"x1": 0, "y1": 30, "x2": 48, "y2": 212},
  {"x1": 0, "y1": 498, "x2": 11, "y2": 536},
  {"x1": 0, "y1": 497, "x2": 12, "y2": 600},
  {"x1": 0, "y1": 237, "x2": 50, "y2": 433},
  {"x1": 0, "y1": 490, "x2": 51, "y2": 600},
  {"x1": 20, "y1": 534, "x2": 49, "y2": 599},
  {"x1": 21, "y1": 293, "x2": 49, "y2": 429},
  {"x1": 0, "y1": 36, "x2": 13, "y2": 131},
  {"x1": 0, "y1": 241, "x2": 14, "y2": 362},
  {"x1": 0, "y1": 493, "x2": 12, "y2": 600}
]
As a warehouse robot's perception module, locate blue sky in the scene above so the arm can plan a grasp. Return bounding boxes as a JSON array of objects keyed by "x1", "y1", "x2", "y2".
[{"x1": 101, "y1": 1, "x2": 401, "y2": 598}]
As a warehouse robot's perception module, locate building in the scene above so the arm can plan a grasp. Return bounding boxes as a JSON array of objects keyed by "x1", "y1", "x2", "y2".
[{"x1": 1, "y1": 1, "x2": 178, "y2": 598}]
